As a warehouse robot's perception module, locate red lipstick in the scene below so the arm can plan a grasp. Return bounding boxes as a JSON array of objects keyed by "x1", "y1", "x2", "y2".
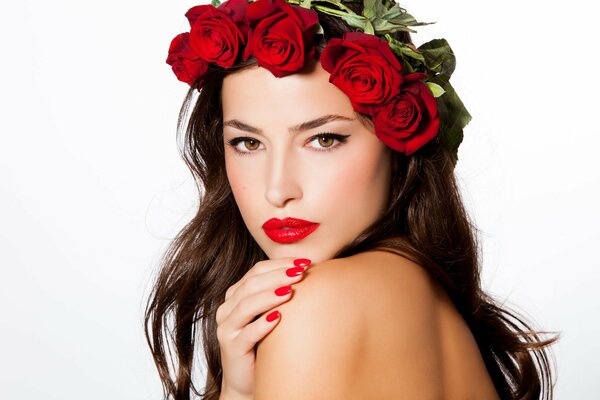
[{"x1": 262, "y1": 217, "x2": 320, "y2": 244}]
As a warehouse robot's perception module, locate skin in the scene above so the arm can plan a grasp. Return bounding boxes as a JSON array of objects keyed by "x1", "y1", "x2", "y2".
[
  {"x1": 251, "y1": 250, "x2": 501, "y2": 399},
  {"x1": 219, "y1": 57, "x2": 501, "y2": 398},
  {"x1": 221, "y1": 56, "x2": 392, "y2": 264}
]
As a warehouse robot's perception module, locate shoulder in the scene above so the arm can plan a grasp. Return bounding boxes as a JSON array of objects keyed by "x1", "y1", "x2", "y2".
[{"x1": 254, "y1": 249, "x2": 445, "y2": 400}]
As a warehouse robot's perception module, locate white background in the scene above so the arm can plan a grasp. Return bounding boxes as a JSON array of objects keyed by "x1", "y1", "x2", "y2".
[{"x1": 1, "y1": 0, "x2": 598, "y2": 398}]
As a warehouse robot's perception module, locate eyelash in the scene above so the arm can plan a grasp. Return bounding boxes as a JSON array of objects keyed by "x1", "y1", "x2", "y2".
[{"x1": 226, "y1": 133, "x2": 350, "y2": 156}]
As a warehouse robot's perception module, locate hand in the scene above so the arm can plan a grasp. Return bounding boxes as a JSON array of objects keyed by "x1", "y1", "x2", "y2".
[{"x1": 216, "y1": 257, "x2": 313, "y2": 399}]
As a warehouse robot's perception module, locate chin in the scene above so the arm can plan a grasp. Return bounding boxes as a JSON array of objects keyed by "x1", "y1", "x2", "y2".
[{"x1": 262, "y1": 242, "x2": 339, "y2": 264}]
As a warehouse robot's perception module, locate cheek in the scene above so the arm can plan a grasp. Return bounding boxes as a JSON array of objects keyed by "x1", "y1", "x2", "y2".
[
  {"x1": 225, "y1": 157, "x2": 253, "y2": 212},
  {"x1": 316, "y1": 146, "x2": 390, "y2": 209}
]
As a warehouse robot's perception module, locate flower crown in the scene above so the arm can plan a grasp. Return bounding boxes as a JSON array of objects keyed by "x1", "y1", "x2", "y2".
[{"x1": 166, "y1": 0, "x2": 471, "y2": 163}]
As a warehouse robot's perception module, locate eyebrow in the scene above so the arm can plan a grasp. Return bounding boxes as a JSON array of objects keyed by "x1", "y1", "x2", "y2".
[{"x1": 223, "y1": 114, "x2": 355, "y2": 135}]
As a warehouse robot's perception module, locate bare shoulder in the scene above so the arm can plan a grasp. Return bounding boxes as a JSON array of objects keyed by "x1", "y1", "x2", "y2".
[{"x1": 254, "y1": 249, "x2": 445, "y2": 400}]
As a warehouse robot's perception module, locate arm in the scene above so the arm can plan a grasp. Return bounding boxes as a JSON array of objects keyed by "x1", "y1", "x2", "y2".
[{"x1": 253, "y1": 251, "x2": 444, "y2": 399}]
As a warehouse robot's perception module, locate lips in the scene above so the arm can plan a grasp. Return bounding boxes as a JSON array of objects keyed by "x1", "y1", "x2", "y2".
[{"x1": 262, "y1": 217, "x2": 320, "y2": 244}]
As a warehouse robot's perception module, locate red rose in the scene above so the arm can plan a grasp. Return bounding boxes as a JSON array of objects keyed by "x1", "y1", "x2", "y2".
[
  {"x1": 372, "y1": 73, "x2": 440, "y2": 155},
  {"x1": 243, "y1": 0, "x2": 319, "y2": 77},
  {"x1": 320, "y1": 31, "x2": 404, "y2": 115},
  {"x1": 186, "y1": 0, "x2": 250, "y2": 68},
  {"x1": 166, "y1": 33, "x2": 209, "y2": 86}
]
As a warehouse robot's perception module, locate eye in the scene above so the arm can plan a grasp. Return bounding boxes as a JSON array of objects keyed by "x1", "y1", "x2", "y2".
[
  {"x1": 227, "y1": 136, "x2": 260, "y2": 155},
  {"x1": 227, "y1": 133, "x2": 350, "y2": 156},
  {"x1": 308, "y1": 133, "x2": 350, "y2": 151}
]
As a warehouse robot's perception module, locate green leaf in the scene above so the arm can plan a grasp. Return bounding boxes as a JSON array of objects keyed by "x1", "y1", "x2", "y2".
[
  {"x1": 386, "y1": 36, "x2": 425, "y2": 63},
  {"x1": 300, "y1": 0, "x2": 312, "y2": 9},
  {"x1": 338, "y1": 13, "x2": 368, "y2": 30},
  {"x1": 426, "y1": 82, "x2": 445, "y2": 98},
  {"x1": 380, "y1": 3, "x2": 403, "y2": 21},
  {"x1": 374, "y1": 0, "x2": 388, "y2": 19},
  {"x1": 402, "y1": 59, "x2": 414, "y2": 73},
  {"x1": 363, "y1": 0, "x2": 377, "y2": 19},
  {"x1": 373, "y1": 19, "x2": 418, "y2": 34},
  {"x1": 211, "y1": 0, "x2": 221, "y2": 6},
  {"x1": 399, "y1": 47, "x2": 425, "y2": 63},
  {"x1": 447, "y1": 128, "x2": 464, "y2": 166},
  {"x1": 313, "y1": 5, "x2": 357, "y2": 20},
  {"x1": 418, "y1": 39, "x2": 456, "y2": 77},
  {"x1": 394, "y1": 12, "x2": 435, "y2": 27},
  {"x1": 373, "y1": 18, "x2": 400, "y2": 33},
  {"x1": 428, "y1": 74, "x2": 472, "y2": 165},
  {"x1": 311, "y1": 0, "x2": 359, "y2": 15},
  {"x1": 395, "y1": 11, "x2": 417, "y2": 25}
]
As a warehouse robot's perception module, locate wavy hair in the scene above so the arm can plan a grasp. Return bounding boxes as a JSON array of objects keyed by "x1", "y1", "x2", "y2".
[{"x1": 145, "y1": 1, "x2": 560, "y2": 399}]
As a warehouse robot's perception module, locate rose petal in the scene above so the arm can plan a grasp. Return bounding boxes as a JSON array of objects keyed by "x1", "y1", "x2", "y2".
[
  {"x1": 166, "y1": 33, "x2": 208, "y2": 86},
  {"x1": 372, "y1": 76, "x2": 440, "y2": 155},
  {"x1": 245, "y1": 0, "x2": 318, "y2": 77}
]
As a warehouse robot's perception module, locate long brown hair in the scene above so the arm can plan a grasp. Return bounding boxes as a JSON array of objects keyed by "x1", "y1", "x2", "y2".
[{"x1": 145, "y1": 2, "x2": 560, "y2": 399}]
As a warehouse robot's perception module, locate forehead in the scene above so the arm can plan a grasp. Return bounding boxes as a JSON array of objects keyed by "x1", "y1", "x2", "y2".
[{"x1": 221, "y1": 58, "x2": 355, "y2": 122}]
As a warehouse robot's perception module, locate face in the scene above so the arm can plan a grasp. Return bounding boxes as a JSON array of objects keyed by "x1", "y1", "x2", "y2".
[{"x1": 221, "y1": 56, "x2": 392, "y2": 263}]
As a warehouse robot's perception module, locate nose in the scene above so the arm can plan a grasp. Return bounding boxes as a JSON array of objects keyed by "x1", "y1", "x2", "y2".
[{"x1": 264, "y1": 148, "x2": 302, "y2": 208}]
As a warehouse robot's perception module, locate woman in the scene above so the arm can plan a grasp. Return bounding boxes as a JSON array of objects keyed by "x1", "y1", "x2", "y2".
[{"x1": 145, "y1": 0, "x2": 560, "y2": 398}]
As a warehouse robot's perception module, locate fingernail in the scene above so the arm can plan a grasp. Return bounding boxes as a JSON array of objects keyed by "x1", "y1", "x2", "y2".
[
  {"x1": 275, "y1": 285, "x2": 292, "y2": 296},
  {"x1": 286, "y1": 266, "x2": 306, "y2": 277},
  {"x1": 266, "y1": 310, "x2": 280, "y2": 322},
  {"x1": 294, "y1": 258, "x2": 311, "y2": 267}
]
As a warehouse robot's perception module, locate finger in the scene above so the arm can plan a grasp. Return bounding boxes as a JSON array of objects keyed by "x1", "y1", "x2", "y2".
[
  {"x1": 219, "y1": 259, "x2": 311, "y2": 322},
  {"x1": 235, "y1": 308, "x2": 282, "y2": 351},
  {"x1": 225, "y1": 257, "x2": 311, "y2": 301},
  {"x1": 220, "y1": 279, "x2": 297, "y2": 333}
]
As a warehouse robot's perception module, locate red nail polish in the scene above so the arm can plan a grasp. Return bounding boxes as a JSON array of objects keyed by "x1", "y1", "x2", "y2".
[
  {"x1": 286, "y1": 266, "x2": 305, "y2": 277},
  {"x1": 294, "y1": 258, "x2": 311, "y2": 267},
  {"x1": 266, "y1": 310, "x2": 280, "y2": 322},
  {"x1": 275, "y1": 285, "x2": 292, "y2": 296}
]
